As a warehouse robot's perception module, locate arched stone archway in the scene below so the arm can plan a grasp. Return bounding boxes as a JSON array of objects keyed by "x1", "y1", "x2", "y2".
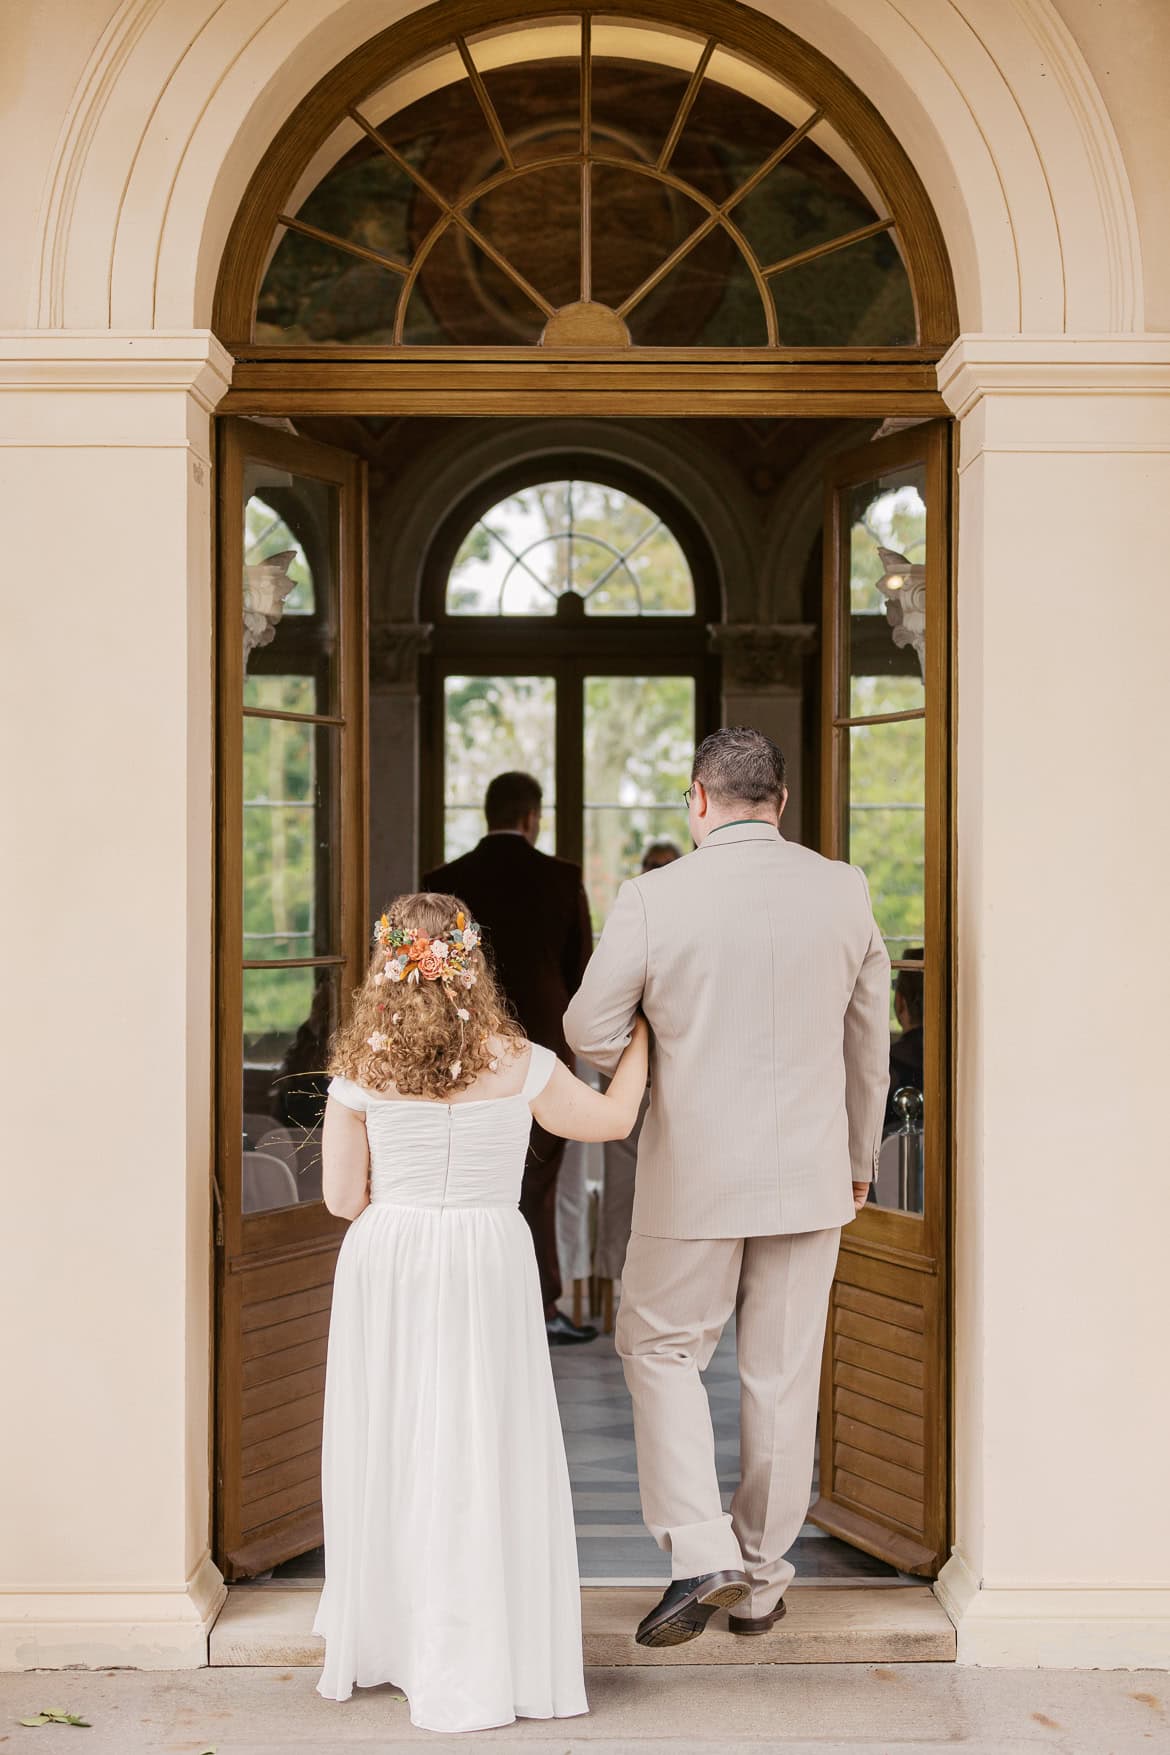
[
  {"x1": 25, "y1": 0, "x2": 1144, "y2": 336},
  {"x1": 4, "y1": 0, "x2": 1170, "y2": 1679}
]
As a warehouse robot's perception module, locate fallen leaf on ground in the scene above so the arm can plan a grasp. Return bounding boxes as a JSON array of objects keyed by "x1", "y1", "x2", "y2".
[{"x1": 17, "y1": 1710, "x2": 91, "y2": 1727}]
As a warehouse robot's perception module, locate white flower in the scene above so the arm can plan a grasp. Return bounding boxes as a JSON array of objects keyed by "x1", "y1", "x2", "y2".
[
  {"x1": 387, "y1": 960, "x2": 405, "y2": 983},
  {"x1": 372, "y1": 970, "x2": 385, "y2": 986},
  {"x1": 460, "y1": 970, "x2": 476, "y2": 989},
  {"x1": 366, "y1": 1031, "x2": 389, "y2": 1053},
  {"x1": 456, "y1": 1007, "x2": 470, "y2": 1022},
  {"x1": 391, "y1": 1013, "x2": 402, "y2": 1025},
  {"x1": 449, "y1": 1060, "x2": 462, "y2": 1083},
  {"x1": 408, "y1": 967, "x2": 420, "y2": 985},
  {"x1": 432, "y1": 938, "x2": 450, "y2": 961},
  {"x1": 462, "y1": 925, "x2": 480, "y2": 951}
]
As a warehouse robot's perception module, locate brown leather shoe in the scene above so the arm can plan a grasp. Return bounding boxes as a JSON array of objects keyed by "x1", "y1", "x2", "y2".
[{"x1": 729, "y1": 1597, "x2": 788, "y2": 1635}]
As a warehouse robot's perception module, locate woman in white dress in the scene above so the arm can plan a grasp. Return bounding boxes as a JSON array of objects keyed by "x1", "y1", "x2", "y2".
[{"x1": 315, "y1": 891, "x2": 648, "y2": 1734}]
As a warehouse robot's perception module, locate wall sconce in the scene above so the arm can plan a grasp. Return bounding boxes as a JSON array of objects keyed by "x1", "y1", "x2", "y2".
[
  {"x1": 243, "y1": 549, "x2": 298, "y2": 663},
  {"x1": 875, "y1": 545, "x2": 926, "y2": 678}
]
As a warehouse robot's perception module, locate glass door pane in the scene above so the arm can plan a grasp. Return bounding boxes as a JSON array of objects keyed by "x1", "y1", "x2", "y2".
[
  {"x1": 811, "y1": 420, "x2": 949, "y2": 1579},
  {"x1": 845, "y1": 463, "x2": 926, "y2": 720},
  {"x1": 583, "y1": 675, "x2": 696, "y2": 932},
  {"x1": 244, "y1": 466, "x2": 340, "y2": 715},
  {"x1": 216, "y1": 418, "x2": 365, "y2": 1584},
  {"x1": 442, "y1": 674, "x2": 556, "y2": 859}
]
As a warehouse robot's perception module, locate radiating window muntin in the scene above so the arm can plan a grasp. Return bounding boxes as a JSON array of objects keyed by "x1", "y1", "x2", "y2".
[
  {"x1": 446, "y1": 479, "x2": 695, "y2": 616},
  {"x1": 255, "y1": 14, "x2": 916, "y2": 350}
]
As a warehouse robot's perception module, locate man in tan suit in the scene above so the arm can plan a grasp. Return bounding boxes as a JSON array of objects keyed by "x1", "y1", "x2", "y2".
[{"x1": 564, "y1": 726, "x2": 890, "y2": 1647}]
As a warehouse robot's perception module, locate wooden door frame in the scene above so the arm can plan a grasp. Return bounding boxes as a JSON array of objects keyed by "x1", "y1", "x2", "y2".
[
  {"x1": 214, "y1": 418, "x2": 368, "y2": 1577},
  {"x1": 811, "y1": 418, "x2": 952, "y2": 1573},
  {"x1": 212, "y1": 380, "x2": 958, "y2": 1576}
]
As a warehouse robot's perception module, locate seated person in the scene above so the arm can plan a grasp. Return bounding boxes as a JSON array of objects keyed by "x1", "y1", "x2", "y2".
[{"x1": 885, "y1": 949, "x2": 924, "y2": 1133}]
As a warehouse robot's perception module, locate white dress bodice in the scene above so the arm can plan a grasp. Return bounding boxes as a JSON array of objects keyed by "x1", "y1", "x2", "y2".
[{"x1": 327, "y1": 1042, "x2": 556, "y2": 1211}]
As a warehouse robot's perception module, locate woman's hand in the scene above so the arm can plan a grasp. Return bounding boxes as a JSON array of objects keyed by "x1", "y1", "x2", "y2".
[{"x1": 852, "y1": 1180, "x2": 871, "y2": 1213}]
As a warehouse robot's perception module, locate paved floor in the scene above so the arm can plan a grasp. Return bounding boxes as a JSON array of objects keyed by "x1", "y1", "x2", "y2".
[
  {"x1": 268, "y1": 1322, "x2": 898, "y2": 1590},
  {"x1": 1, "y1": 1663, "x2": 1164, "y2": 1753},
  {"x1": 548, "y1": 1318, "x2": 898, "y2": 1583}
]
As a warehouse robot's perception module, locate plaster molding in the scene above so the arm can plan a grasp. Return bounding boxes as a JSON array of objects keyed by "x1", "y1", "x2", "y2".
[
  {"x1": 34, "y1": 0, "x2": 168, "y2": 327},
  {"x1": 1009, "y1": 0, "x2": 1142, "y2": 332},
  {"x1": 936, "y1": 1552, "x2": 1170, "y2": 1668},
  {"x1": 938, "y1": 333, "x2": 1170, "y2": 418},
  {"x1": 710, "y1": 622, "x2": 818, "y2": 692},
  {"x1": 21, "y1": 1, "x2": 1147, "y2": 338},
  {"x1": 0, "y1": 330, "x2": 233, "y2": 410},
  {"x1": 0, "y1": 1552, "x2": 225, "y2": 1671}
]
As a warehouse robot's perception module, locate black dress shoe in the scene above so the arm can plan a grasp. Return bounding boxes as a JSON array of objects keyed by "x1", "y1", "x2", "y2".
[
  {"x1": 546, "y1": 1311, "x2": 598, "y2": 1345},
  {"x1": 729, "y1": 1597, "x2": 787, "y2": 1635},
  {"x1": 634, "y1": 1571, "x2": 751, "y2": 1647}
]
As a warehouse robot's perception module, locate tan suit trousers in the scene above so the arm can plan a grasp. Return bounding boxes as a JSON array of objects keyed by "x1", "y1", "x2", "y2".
[{"x1": 616, "y1": 1226, "x2": 841, "y2": 1616}]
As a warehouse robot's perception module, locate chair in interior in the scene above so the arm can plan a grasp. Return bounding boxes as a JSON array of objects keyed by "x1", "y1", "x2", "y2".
[{"x1": 242, "y1": 1149, "x2": 299, "y2": 1214}]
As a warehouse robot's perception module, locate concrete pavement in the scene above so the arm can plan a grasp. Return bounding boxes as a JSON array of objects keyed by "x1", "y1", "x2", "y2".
[{"x1": 0, "y1": 1662, "x2": 1164, "y2": 1753}]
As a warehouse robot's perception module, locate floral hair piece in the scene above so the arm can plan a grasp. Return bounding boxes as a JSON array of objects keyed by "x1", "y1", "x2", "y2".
[
  {"x1": 368, "y1": 910, "x2": 484, "y2": 1080},
  {"x1": 372, "y1": 910, "x2": 481, "y2": 988}
]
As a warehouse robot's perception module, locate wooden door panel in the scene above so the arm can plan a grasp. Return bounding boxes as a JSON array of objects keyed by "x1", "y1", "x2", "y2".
[
  {"x1": 242, "y1": 1419, "x2": 325, "y2": 1479},
  {"x1": 809, "y1": 422, "x2": 950, "y2": 1577},
  {"x1": 216, "y1": 418, "x2": 366, "y2": 1582}
]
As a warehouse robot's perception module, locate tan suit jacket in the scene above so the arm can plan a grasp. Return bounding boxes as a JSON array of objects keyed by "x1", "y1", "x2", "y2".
[{"x1": 563, "y1": 822, "x2": 891, "y2": 1239}]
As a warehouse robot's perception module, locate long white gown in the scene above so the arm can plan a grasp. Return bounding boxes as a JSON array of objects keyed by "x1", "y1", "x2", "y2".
[{"x1": 314, "y1": 1043, "x2": 588, "y2": 1735}]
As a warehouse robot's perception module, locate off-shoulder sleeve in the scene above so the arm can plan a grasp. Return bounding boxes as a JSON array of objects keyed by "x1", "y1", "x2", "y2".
[
  {"x1": 521, "y1": 1043, "x2": 558, "y2": 1102},
  {"x1": 327, "y1": 1075, "x2": 369, "y2": 1114}
]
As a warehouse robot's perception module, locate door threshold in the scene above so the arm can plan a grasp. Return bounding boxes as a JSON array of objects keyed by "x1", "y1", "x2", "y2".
[{"x1": 211, "y1": 1583, "x2": 955, "y2": 1666}]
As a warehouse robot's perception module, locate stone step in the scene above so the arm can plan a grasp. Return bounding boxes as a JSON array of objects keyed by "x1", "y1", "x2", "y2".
[{"x1": 210, "y1": 1584, "x2": 956, "y2": 1667}]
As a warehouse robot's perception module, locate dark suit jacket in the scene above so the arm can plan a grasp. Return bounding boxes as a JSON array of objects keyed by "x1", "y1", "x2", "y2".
[
  {"x1": 424, "y1": 834, "x2": 592, "y2": 1063},
  {"x1": 885, "y1": 1023, "x2": 924, "y2": 1133}
]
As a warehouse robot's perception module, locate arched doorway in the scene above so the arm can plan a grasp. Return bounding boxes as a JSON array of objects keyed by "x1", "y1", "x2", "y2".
[{"x1": 212, "y1": 0, "x2": 955, "y2": 1600}]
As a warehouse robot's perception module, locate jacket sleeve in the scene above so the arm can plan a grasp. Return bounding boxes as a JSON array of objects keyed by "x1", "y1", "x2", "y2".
[
  {"x1": 563, "y1": 878, "x2": 647, "y2": 1076},
  {"x1": 844, "y1": 868, "x2": 892, "y2": 1182}
]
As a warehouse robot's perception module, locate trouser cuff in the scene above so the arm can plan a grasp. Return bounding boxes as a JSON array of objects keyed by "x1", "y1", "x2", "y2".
[{"x1": 667, "y1": 1513, "x2": 744, "y2": 1580}]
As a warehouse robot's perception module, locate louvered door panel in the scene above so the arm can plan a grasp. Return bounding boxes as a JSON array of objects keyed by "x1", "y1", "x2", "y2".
[
  {"x1": 219, "y1": 1241, "x2": 343, "y2": 1576},
  {"x1": 813, "y1": 1248, "x2": 944, "y2": 1573}
]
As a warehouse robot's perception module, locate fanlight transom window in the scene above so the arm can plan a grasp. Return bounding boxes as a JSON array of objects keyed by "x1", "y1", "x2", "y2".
[
  {"x1": 251, "y1": 11, "x2": 927, "y2": 351},
  {"x1": 447, "y1": 480, "x2": 695, "y2": 617}
]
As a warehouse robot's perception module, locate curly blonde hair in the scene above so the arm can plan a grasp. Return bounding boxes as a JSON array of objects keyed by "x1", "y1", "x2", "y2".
[{"x1": 329, "y1": 892, "x2": 524, "y2": 1099}]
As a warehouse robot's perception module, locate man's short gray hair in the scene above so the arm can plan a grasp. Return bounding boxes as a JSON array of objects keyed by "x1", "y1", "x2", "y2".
[{"x1": 692, "y1": 726, "x2": 787, "y2": 807}]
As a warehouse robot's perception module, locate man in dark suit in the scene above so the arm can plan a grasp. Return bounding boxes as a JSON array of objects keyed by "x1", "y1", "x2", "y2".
[
  {"x1": 425, "y1": 770, "x2": 597, "y2": 1344},
  {"x1": 885, "y1": 950, "x2": 925, "y2": 1133}
]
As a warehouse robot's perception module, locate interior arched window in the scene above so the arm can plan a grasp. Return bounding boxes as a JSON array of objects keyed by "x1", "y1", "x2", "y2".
[
  {"x1": 221, "y1": 5, "x2": 955, "y2": 352},
  {"x1": 447, "y1": 479, "x2": 695, "y2": 616}
]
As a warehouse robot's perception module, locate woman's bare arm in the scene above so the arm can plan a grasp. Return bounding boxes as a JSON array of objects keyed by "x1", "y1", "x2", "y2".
[
  {"x1": 530, "y1": 1016, "x2": 649, "y2": 1143},
  {"x1": 322, "y1": 1098, "x2": 371, "y2": 1219}
]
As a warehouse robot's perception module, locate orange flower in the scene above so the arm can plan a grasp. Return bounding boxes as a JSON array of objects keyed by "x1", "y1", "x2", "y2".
[{"x1": 417, "y1": 948, "x2": 444, "y2": 981}]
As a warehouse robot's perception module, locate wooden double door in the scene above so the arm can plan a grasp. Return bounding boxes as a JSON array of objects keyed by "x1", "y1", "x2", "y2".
[{"x1": 214, "y1": 415, "x2": 951, "y2": 1581}]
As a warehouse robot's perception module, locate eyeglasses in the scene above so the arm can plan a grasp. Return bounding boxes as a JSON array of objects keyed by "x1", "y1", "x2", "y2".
[{"x1": 683, "y1": 785, "x2": 695, "y2": 807}]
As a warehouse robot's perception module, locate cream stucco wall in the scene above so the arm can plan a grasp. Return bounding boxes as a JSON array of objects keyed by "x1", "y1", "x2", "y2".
[{"x1": 1, "y1": 0, "x2": 1169, "y2": 1670}]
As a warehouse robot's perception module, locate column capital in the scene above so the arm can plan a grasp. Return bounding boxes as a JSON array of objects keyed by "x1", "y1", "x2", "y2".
[
  {"x1": 0, "y1": 330, "x2": 233, "y2": 408},
  {"x1": 370, "y1": 622, "x2": 433, "y2": 692},
  {"x1": 938, "y1": 333, "x2": 1170, "y2": 419},
  {"x1": 709, "y1": 622, "x2": 817, "y2": 693}
]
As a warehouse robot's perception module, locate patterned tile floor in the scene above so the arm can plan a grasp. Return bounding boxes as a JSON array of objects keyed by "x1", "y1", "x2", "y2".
[
  {"x1": 550, "y1": 1319, "x2": 899, "y2": 1584},
  {"x1": 269, "y1": 1320, "x2": 898, "y2": 1587}
]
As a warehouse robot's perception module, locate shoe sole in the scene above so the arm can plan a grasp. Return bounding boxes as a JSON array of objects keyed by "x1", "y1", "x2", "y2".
[{"x1": 635, "y1": 1579, "x2": 751, "y2": 1648}]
